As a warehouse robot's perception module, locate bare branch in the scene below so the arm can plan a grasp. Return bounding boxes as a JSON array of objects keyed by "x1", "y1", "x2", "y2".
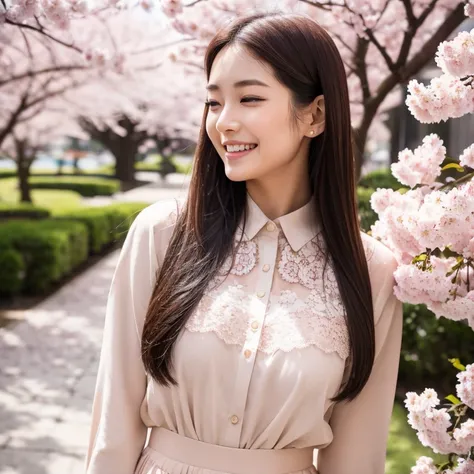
[
  {"x1": 363, "y1": 27, "x2": 396, "y2": 71},
  {"x1": 354, "y1": 37, "x2": 372, "y2": 100},
  {"x1": 401, "y1": 0, "x2": 417, "y2": 26},
  {"x1": 19, "y1": 28, "x2": 34, "y2": 61},
  {"x1": 5, "y1": 18, "x2": 83, "y2": 53},
  {"x1": 0, "y1": 65, "x2": 87, "y2": 88},
  {"x1": 184, "y1": 0, "x2": 208, "y2": 7},
  {"x1": 395, "y1": 0, "x2": 440, "y2": 67},
  {"x1": 131, "y1": 37, "x2": 195, "y2": 56},
  {"x1": 416, "y1": 0, "x2": 440, "y2": 26}
]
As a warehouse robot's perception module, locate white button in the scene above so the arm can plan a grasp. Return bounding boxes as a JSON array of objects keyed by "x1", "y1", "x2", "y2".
[
  {"x1": 244, "y1": 349, "x2": 252, "y2": 358},
  {"x1": 266, "y1": 222, "x2": 276, "y2": 232},
  {"x1": 251, "y1": 321, "x2": 259, "y2": 330},
  {"x1": 230, "y1": 415, "x2": 239, "y2": 424},
  {"x1": 262, "y1": 264, "x2": 270, "y2": 272},
  {"x1": 257, "y1": 290, "x2": 265, "y2": 298}
]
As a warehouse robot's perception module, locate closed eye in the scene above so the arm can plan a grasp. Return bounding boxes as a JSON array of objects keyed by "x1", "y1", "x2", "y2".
[{"x1": 205, "y1": 97, "x2": 264, "y2": 107}]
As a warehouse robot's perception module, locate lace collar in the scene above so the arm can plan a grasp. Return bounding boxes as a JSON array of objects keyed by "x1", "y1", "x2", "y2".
[{"x1": 236, "y1": 192, "x2": 321, "y2": 251}]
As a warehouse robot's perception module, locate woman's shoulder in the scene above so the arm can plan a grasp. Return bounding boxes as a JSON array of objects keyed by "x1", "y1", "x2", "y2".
[
  {"x1": 360, "y1": 231, "x2": 400, "y2": 321},
  {"x1": 360, "y1": 231, "x2": 397, "y2": 271},
  {"x1": 132, "y1": 196, "x2": 185, "y2": 234}
]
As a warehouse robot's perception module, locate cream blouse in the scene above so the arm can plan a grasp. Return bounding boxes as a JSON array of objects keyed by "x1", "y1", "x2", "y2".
[{"x1": 84, "y1": 193, "x2": 403, "y2": 474}]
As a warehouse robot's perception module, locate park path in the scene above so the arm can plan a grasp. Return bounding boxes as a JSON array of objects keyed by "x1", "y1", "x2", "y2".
[{"x1": 0, "y1": 175, "x2": 189, "y2": 474}]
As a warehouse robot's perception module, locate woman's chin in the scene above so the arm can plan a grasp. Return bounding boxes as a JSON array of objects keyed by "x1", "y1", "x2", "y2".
[{"x1": 224, "y1": 166, "x2": 252, "y2": 182}]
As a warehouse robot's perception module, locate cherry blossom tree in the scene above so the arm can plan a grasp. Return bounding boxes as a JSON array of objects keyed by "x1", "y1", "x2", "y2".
[
  {"x1": 0, "y1": 107, "x2": 78, "y2": 202},
  {"x1": 156, "y1": 0, "x2": 473, "y2": 180},
  {"x1": 369, "y1": 3, "x2": 474, "y2": 471}
]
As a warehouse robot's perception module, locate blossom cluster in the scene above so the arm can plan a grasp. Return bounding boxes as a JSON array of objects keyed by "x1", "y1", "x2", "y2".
[
  {"x1": 405, "y1": 385, "x2": 474, "y2": 456},
  {"x1": 4, "y1": 0, "x2": 90, "y2": 29},
  {"x1": 391, "y1": 134, "x2": 446, "y2": 188},
  {"x1": 435, "y1": 29, "x2": 474, "y2": 78},
  {"x1": 83, "y1": 49, "x2": 126, "y2": 74},
  {"x1": 412, "y1": 456, "x2": 474, "y2": 474},
  {"x1": 405, "y1": 74, "x2": 474, "y2": 124},
  {"x1": 370, "y1": 148, "x2": 474, "y2": 326},
  {"x1": 405, "y1": 26, "x2": 474, "y2": 124}
]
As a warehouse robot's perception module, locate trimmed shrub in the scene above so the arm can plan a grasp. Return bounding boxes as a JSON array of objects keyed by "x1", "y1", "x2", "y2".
[
  {"x1": 0, "y1": 248, "x2": 25, "y2": 296},
  {"x1": 0, "y1": 202, "x2": 51, "y2": 219},
  {"x1": 0, "y1": 170, "x2": 16, "y2": 180},
  {"x1": 0, "y1": 220, "x2": 88, "y2": 294},
  {"x1": 399, "y1": 303, "x2": 474, "y2": 395},
  {"x1": 356, "y1": 187, "x2": 378, "y2": 233},
  {"x1": 29, "y1": 176, "x2": 119, "y2": 196},
  {"x1": 359, "y1": 168, "x2": 405, "y2": 191},
  {"x1": 54, "y1": 202, "x2": 149, "y2": 253}
]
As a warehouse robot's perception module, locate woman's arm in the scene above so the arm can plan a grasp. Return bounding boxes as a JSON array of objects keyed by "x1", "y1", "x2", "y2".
[
  {"x1": 84, "y1": 205, "x2": 161, "y2": 474},
  {"x1": 316, "y1": 247, "x2": 403, "y2": 474}
]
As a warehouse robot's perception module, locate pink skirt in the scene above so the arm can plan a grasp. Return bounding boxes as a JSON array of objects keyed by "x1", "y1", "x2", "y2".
[{"x1": 134, "y1": 428, "x2": 318, "y2": 474}]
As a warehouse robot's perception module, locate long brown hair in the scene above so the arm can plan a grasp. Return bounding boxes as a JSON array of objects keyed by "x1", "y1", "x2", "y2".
[{"x1": 141, "y1": 12, "x2": 374, "y2": 403}]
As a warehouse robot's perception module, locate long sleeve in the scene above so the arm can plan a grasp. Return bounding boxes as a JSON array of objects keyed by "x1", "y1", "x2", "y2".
[
  {"x1": 316, "y1": 246, "x2": 403, "y2": 474},
  {"x1": 84, "y1": 205, "x2": 159, "y2": 474}
]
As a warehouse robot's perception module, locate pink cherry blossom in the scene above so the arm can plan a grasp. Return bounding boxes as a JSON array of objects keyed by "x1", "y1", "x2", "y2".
[
  {"x1": 459, "y1": 144, "x2": 474, "y2": 169},
  {"x1": 410, "y1": 456, "x2": 438, "y2": 474},
  {"x1": 435, "y1": 29, "x2": 474, "y2": 77},
  {"x1": 456, "y1": 364, "x2": 474, "y2": 410},
  {"x1": 391, "y1": 134, "x2": 446, "y2": 187}
]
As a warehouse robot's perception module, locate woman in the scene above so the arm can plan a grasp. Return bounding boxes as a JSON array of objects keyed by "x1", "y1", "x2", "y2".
[{"x1": 85, "y1": 11, "x2": 403, "y2": 474}]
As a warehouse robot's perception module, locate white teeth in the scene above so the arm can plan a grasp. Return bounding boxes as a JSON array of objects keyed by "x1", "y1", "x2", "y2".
[{"x1": 226, "y1": 144, "x2": 257, "y2": 152}]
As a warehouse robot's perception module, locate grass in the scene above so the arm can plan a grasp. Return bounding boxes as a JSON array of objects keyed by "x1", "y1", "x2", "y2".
[
  {"x1": 0, "y1": 177, "x2": 83, "y2": 213},
  {"x1": 386, "y1": 402, "x2": 445, "y2": 474}
]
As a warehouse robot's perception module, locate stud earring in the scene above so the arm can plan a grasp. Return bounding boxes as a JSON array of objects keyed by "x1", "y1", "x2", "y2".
[{"x1": 310, "y1": 130, "x2": 314, "y2": 135}]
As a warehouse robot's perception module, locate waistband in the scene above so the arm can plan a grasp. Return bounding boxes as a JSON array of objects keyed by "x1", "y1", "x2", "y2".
[{"x1": 147, "y1": 428, "x2": 315, "y2": 474}]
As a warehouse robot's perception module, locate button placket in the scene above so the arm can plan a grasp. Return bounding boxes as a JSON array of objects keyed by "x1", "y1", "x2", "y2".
[{"x1": 225, "y1": 231, "x2": 279, "y2": 446}]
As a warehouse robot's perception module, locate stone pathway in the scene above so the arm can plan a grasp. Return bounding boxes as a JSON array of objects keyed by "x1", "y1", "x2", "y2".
[{"x1": 0, "y1": 178, "x2": 189, "y2": 473}]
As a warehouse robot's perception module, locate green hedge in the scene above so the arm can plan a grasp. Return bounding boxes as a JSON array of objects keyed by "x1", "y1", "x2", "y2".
[
  {"x1": 0, "y1": 170, "x2": 16, "y2": 180},
  {"x1": 0, "y1": 219, "x2": 88, "y2": 295},
  {"x1": 0, "y1": 202, "x2": 51, "y2": 219},
  {"x1": 29, "y1": 176, "x2": 120, "y2": 197},
  {"x1": 0, "y1": 248, "x2": 25, "y2": 295},
  {"x1": 359, "y1": 168, "x2": 405, "y2": 191},
  {"x1": 357, "y1": 187, "x2": 378, "y2": 233},
  {"x1": 399, "y1": 303, "x2": 474, "y2": 395},
  {"x1": 55, "y1": 202, "x2": 148, "y2": 253},
  {"x1": 0, "y1": 202, "x2": 149, "y2": 296}
]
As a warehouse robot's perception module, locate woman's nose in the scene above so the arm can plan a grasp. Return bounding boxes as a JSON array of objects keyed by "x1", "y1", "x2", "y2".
[{"x1": 215, "y1": 108, "x2": 240, "y2": 134}]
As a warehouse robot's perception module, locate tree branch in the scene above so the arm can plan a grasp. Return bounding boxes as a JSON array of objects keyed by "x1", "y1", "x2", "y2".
[
  {"x1": 362, "y1": 26, "x2": 395, "y2": 71},
  {"x1": 0, "y1": 65, "x2": 87, "y2": 88},
  {"x1": 5, "y1": 18, "x2": 83, "y2": 53},
  {"x1": 376, "y1": 2, "x2": 466, "y2": 104},
  {"x1": 354, "y1": 37, "x2": 372, "y2": 100},
  {"x1": 401, "y1": 0, "x2": 417, "y2": 27}
]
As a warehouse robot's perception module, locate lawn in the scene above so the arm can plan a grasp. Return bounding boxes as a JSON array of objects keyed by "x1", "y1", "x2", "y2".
[
  {"x1": 386, "y1": 401, "x2": 445, "y2": 474},
  {"x1": 0, "y1": 177, "x2": 83, "y2": 214}
]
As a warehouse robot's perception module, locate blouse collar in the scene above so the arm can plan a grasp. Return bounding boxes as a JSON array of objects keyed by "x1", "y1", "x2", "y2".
[{"x1": 237, "y1": 192, "x2": 321, "y2": 252}]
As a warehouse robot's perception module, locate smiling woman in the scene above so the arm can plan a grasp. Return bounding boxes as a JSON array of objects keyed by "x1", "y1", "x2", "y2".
[{"x1": 85, "y1": 11, "x2": 403, "y2": 474}]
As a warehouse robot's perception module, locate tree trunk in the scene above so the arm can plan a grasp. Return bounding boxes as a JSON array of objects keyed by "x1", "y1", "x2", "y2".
[
  {"x1": 352, "y1": 126, "x2": 369, "y2": 183},
  {"x1": 113, "y1": 140, "x2": 139, "y2": 191},
  {"x1": 15, "y1": 141, "x2": 33, "y2": 203},
  {"x1": 73, "y1": 157, "x2": 80, "y2": 174},
  {"x1": 77, "y1": 115, "x2": 148, "y2": 191}
]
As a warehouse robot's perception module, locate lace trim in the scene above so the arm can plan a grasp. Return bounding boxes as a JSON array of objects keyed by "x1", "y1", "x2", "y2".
[
  {"x1": 208, "y1": 241, "x2": 258, "y2": 290},
  {"x1": 186, "y1": 283, "x2": 348, "y2": 359},
  {"x1": 185, "y1": 231, "x2": 348, "y2": 358},
  {"x1": 264, "y1": 289, "x2": 349, "y2": 358}
]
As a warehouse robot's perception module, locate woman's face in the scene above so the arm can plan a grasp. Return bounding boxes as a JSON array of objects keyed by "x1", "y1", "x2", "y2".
[{"x1": 205, "y1": 44, "x2": 324, "y2": 183}]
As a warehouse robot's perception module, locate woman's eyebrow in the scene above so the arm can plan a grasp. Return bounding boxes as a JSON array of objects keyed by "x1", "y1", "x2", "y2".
[{"x1": 206, "y1": 79, "x2": 270, "y2": 91}]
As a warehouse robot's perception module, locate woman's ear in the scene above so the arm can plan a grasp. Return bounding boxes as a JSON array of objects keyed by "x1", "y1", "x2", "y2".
[{"x1": 305, "y1": 95, "x2": 325, "y2": 137}]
